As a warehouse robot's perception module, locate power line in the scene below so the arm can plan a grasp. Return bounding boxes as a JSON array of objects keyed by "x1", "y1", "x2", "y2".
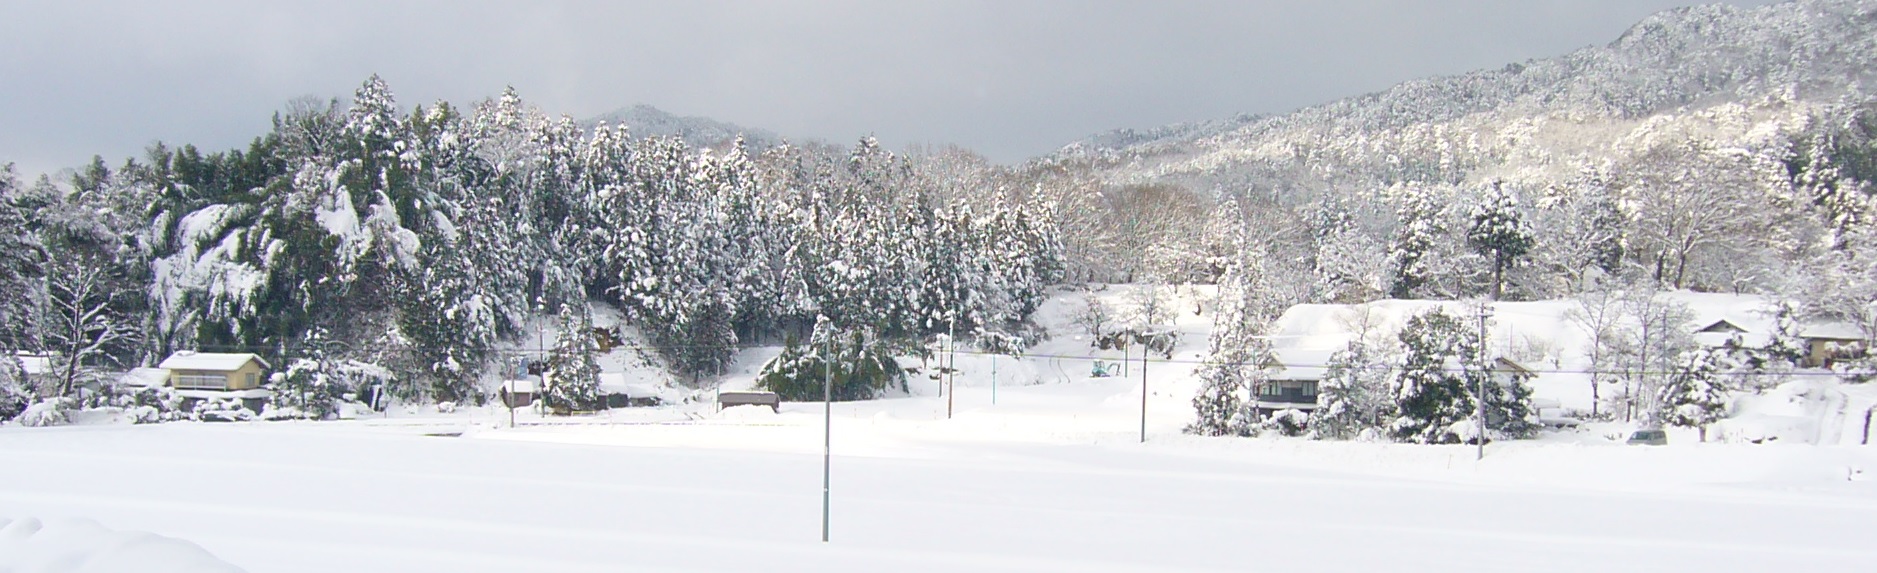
[{"x1": 151, "y1": 342, "x2": 1871, "y2": 378}]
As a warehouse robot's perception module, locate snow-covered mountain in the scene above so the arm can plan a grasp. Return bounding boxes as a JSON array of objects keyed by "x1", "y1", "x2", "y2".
[
  {"x1": 581, "y1": 104, "x2": 783, "y2": 152},
  {"x1": 1050, "y1": 0, "x2": 1877, "y2": 197}
]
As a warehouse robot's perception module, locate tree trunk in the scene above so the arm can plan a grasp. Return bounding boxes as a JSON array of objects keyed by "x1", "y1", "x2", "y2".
[
  {"x1": 1491, "y1": 257, "x2": 1504, "y2": 301},
  {"x1": 1590, "y1": 371, "x2": 1600, "y2": 418},
  {"x1": 1673, "y1": 250, "x2": 1690, "y2": 290}
]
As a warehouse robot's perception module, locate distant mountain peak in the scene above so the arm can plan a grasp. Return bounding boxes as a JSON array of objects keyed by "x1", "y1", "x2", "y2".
[
  {"x1": 581, "y1": 104, "x2": 782, "y2": 151},
  {"x1": 1048, "y1": 0, "x2": 1877, "y2": 191}
]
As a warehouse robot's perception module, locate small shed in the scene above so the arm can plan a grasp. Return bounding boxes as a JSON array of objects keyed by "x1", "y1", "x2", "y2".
[
  {"x1": 498, "y1": 379, "x2": 537, "y2": 408},
  {"x1": 718, "y1": 391, "x2": 780, "y2": 412}
]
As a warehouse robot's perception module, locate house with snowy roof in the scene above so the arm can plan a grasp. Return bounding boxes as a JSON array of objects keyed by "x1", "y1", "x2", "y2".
[
  {"x1": 1250, "y1": 349, "x2": 1332, "y2": 417},
  {"x1": 155, "y1": 351, "x2": 273, "y2": 412},
  {"x1": 1799, "y1": 320, "x2": 1867, "y2": 368},
  {"x1": 156, "y1": 352, "x2": 270, "y2": 392},
  {"x1": 1250, "y1": 348, "x2": 1537, "y2": 418}
]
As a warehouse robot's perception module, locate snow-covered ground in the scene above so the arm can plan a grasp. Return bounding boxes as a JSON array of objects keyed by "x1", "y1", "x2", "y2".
[
  {"x1": 4, "y1": 405, "x2": 1875, "y2": 572},
  {"x1": 5, "y1": 285, "x2": 1876, "y2": 570}
]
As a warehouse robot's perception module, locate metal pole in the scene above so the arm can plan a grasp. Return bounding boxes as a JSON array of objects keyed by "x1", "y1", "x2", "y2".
[
  {"x1": 1140, "y1": 339, "x2": 1149, "y2": 443},
  {"x1": 1476, "y1": 306, "x2": 1487, "y2": 461},
  {"x1": 947, "y1": 318, "x2": 956, "y2": 419},
  {"x1": 822, "y1": 334, "x2": 833, "y2": 543},
  {"x1": 991, "y1": 354, "x2": 997, "y2": 406}
]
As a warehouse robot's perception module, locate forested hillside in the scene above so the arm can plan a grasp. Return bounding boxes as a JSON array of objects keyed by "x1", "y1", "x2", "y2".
[
  {"x1": 5, "y1": 0, "x2": 1877, "y2": 416},
  {"x1": 1024, "y1": 0, "x2": 1876, "y2": 324},
  {"x1": 0, "y1": 79, "x2": 1062, "y2": 405}
]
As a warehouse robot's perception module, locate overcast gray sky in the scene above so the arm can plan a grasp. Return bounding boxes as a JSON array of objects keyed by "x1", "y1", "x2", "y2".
[{"x1": 0, "y1": 0, "x2": 1781, "y2": 178}]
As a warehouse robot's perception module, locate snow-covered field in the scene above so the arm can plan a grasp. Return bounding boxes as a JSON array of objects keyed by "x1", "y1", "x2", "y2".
[
  {"x1": 4, "y1": 400, "x2": 1875, "y2": 572},
  {"x1": 5, "y1": 285, "x2": 1876, "y2": 571}
]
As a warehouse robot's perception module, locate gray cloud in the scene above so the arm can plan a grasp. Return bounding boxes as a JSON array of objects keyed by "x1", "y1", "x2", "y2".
[{"x1": 0, "y1": 0, "x2": 1780, "y2": 178}]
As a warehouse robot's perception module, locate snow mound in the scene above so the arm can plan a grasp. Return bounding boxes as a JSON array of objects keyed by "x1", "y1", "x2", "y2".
[{"x1": 0, "y1": 517, "x2": 244, "y2": 573}]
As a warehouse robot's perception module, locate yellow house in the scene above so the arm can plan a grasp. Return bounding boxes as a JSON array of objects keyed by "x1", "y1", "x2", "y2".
[{"x1": 157, "y1": 352, "x2": 271, "y2": 391}]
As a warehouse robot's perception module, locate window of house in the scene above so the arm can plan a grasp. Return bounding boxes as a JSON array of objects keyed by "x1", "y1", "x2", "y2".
[
  {"x1": 174, "y1": 374, "x2": 224, "y2": 390},
  {"x1": 245, "y1": 373, "x2": 258, "y2": 388},
  {"x1": 1301, "y1": 381, "x2": 1318, "y2": 395}
]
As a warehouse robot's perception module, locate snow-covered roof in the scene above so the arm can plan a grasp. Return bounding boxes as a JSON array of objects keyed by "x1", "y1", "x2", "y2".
[
  {"x1": 116, "y1": 367, "x2": 170, "y2": 388},
  {"x1": 157, "y1": 351, "x2": 270, "y2": 372},
  {"x1": 1268, "y1": 349, "x2": 1334, "y2": 381},
  {"x1": 499, "y1": 379, "x2": 538, "y2": 393},
  {"x1": 596, "y1": 373, "x2": 659, "y2": 396},
  {"x1": 1694, "y1": 319, "x2": 1746, "y2": 334},
  {"x1": 15, "y1": 353, "x2": 53, "y2": 375},
  {"x1": 1800, "y1": 320, "x2": 1864, "y2": 340}
]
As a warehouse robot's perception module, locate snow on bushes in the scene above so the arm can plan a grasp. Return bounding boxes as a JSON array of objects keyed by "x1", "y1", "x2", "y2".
[
  {"x1": 15, "y1": 398, "x2": 75, "y2": 427},
  {"x1": 192, "y1": 398, "x2": 256, "y2": 422}
]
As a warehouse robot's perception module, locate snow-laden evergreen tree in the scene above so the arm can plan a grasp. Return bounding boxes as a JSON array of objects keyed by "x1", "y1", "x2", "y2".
[
  {"x1": 1389, "y1": 308, "x2": 1481, "y2": 444},
  {"x1": 1186, "y1": 206, "x2": 1276, "y2": 437},
  {"x1": 1311, "y1": 338, "x2": 1392, "y2": 440},
  {"x1": 0, "y1": 353, "x2": 26, "y2": 423},
  {"x1": 0, "y1": 165, "x2": 43, "y2": 364},
  {"x1": 1786, "y1": 96, "x2": 1877, "y2": 250},
  {"x1": 1480, "y1": 359, "x2": 1539, "y2": 440},
  {"x1": 1388, "y1": 183, "x2": 1451, "y2": 299},
  {"x1": 541, "y1": 303, "x2": 602, "y2": 413},
  {"x1": 268, "y1": 329, "x2": 344, "y2": 420},
  {"x1": 1466, "y1": 181, "x2": 1533, "y2": 300},
  {"x1": 1658, "y1": 347, "x2": 1730, "y2": 441},
  {"x1": 756, "y1": 323, "x2": 907, "y2": 402}
]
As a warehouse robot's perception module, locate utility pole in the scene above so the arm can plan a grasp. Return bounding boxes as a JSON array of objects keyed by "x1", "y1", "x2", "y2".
[
  {"x1": 822, "y1": 331, "x2": 833, "y2": 543},
  {"x1": 946, "y1": 316, "x2": 956, "y2": 420},
  {"x1": 1140, "y1": 335, "x2": 1149, "y2": 443},
  {"x1": 1475, "y1": 304, "x2": 1488, "y2": 461}
]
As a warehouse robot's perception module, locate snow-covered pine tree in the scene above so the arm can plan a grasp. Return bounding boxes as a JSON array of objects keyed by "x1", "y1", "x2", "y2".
[
  {"x1": 1786, "y1": 97, "x2": 1877, "y2": 250},
  {"x1": 1388, "y1": 183, "x2": 1450, "y2": 299},
  {"x1": 1186, "y1": 204, "x2": 1276, "y2": 437},
  {"x1": 1658, "y1": 347, "x2": 1730, "y2": 441},
  {"x1": 1311, "y1": 339, "x2": 1392, "y2": 440},
  {"x1": 1481, "y1": 358, "x2": 1539, "y2": 440},
  {"x1": 0, "y1": 353, "x2": 26, "y2": 423},
  {"x1": 268, "y1": 329, "x2": 344, "y2": 420},
  {"x1": 1389, "y1": 308, "x2": 1479, "y2": 444},
  {"x1": 1466, "y1": 181, "x2": 1533, "y2": 300},
  {"x1": 0, "y1": 165, "x2": 43, "y2": 369},
  {"x1": 541, "y1": 304, "x2": 602, "y2": 414},
  {"x1": 755, "y1": 325, "x2": 907, "y2": 402}
]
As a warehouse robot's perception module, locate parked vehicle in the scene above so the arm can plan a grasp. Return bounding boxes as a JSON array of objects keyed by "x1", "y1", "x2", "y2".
[{"x1": 1626, "y1": 428, "x2": 1668, "y2": 446}]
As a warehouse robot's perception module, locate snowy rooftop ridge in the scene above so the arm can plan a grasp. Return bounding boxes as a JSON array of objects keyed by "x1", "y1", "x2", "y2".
[
  {"x1": 157, "y1": 351, "x2": 270, "y2": 372},
  {"x1": 116, "y1": 367, "x2": 170, "y2": 388}
]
